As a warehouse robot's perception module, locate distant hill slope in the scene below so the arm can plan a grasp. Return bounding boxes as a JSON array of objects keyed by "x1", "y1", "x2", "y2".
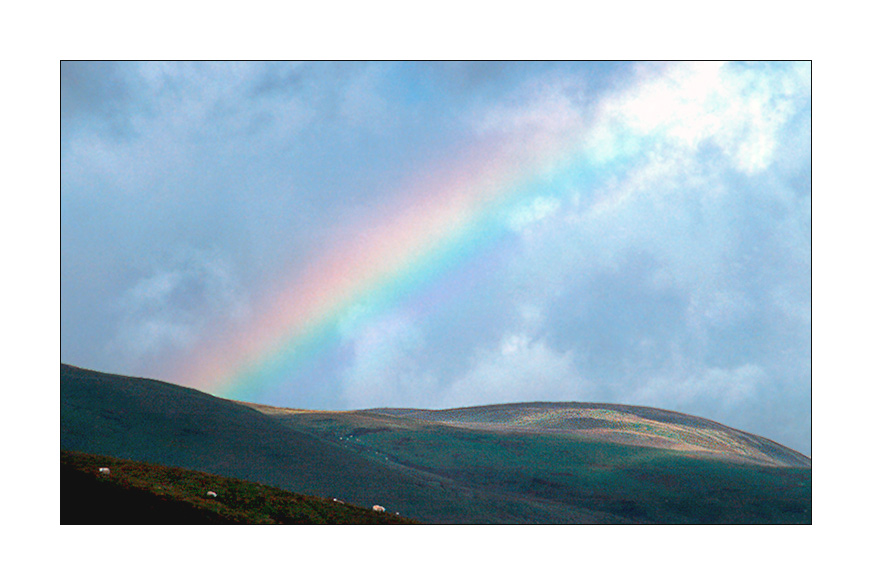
[
  {"x1": 61, "y1": 364, "x2": 811, "y2": 523},
  {"x1": 61, "y1": 451, "x2": 417, "y2": 524},
  {"x1": 363, "y1": 403, "x2": 810, "y2": 468}
]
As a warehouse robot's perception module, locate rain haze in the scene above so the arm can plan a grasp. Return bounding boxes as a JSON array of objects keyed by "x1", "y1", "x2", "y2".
[{"x1": 61, "y1": 61, "x2": 811, "y2": 454}]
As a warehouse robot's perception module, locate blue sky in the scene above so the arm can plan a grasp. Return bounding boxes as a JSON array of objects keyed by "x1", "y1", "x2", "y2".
[{"x1": 61, "y1": 61, "x2": 811, "y2": 453}]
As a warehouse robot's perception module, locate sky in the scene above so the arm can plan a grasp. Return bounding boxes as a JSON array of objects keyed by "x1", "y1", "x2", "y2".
[{"x1": 61, "y1": 61, "x2": 811, "y2": 454}]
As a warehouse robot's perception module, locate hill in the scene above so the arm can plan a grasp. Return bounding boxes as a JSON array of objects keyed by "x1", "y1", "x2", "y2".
[
  {"x1": 61, "y1": 450, "x2": 417, "y2": 524},
  {"x1": 61, "y1": 364, "x2": 811, "y2": 523},
  {"x1": 61, "y1": 364, "x2": 463, "y2": 521},
  {"x1": 363, "y1": 402, "x2": 810, "y2": 467}
]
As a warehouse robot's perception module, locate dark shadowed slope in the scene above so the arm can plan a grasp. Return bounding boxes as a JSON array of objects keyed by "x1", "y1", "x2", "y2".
[{"x1": 61, "y1": 451, "x2": 418, "y2": 524}]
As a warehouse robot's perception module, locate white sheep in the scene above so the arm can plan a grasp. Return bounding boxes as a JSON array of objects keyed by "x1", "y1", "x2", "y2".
[
  {"x1": 372, "y1": 505, "x2": 385, "y2": 513},
  {"x1": 98, "y1": 467, "x2": 110, "y2": 475}
]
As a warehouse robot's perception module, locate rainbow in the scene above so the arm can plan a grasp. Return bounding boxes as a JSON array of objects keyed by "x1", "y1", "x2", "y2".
[{"x1": 178, "y1": 123, "x2": 634, "y2": 403}]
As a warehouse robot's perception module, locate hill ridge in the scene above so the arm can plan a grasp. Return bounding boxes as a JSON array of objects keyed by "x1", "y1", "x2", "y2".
[
  {"x1": 355, "y1": 402, "x2": 809, "y2": 468},
  {"x1": 61, "y1": 363, "x2": 812, "y2": 523}
]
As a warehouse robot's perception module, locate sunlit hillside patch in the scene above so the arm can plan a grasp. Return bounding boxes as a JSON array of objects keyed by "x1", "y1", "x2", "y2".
[{"x1": 352, "y1": 403, "x2": 808, "y2": 468}]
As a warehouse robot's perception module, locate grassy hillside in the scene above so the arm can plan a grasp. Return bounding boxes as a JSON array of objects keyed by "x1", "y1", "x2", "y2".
[
  {"x1": 365, "y1": 403, "x2": 811, "y2": 467},
  {"x1": 61, "y1": 451, "x2": 417, "y2": 524},
  {"x1": 61, "y1": 364, "x2": 811, "y2": 524},
  {"x1": 258, "y1": 407, "x2": 811, "y2": 524},
  {"x1": 60, "y1": 364, "x2": 469, "y2": 521}
]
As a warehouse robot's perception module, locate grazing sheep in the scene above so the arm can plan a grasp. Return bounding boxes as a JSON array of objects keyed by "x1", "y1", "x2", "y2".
[
  {"x1": 206, "y1": 491, "x2": 218, "y2": 498},
  {"x1": 98, "y1": 467, "x2": 110, "y2": 475},
  {"x1": 372, "y1": 505, "x2": 385, "y2": 513}
]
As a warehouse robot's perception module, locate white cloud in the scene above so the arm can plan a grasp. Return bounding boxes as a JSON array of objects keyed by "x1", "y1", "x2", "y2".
[
  {"x1": 590, "y1": 61, "x2": 809, "y2": 174},
  {"x1": 439, "y1": 333, "x2": 586, "y2": 408},
  {"x1": 339, "y1": 310, "x2": 438, "y2": 409},
  {"x1": 507, "y1": 196, "x2": 561, "y2": 231},
  {"x1": 608, "y1": 62, "x2": 727, "y2": 146}
]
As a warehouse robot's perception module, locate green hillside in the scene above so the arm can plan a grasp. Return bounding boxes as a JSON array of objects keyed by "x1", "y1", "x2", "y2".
[
  {"x1": 61, "y1": 364, "x2": 811, "y2": 523},
  {"x1": 60, "y1": 364, "x2": 469, "y2": 521},
  {"x1": 258, "y1": 407, "x2": 811, "y2": 524}
]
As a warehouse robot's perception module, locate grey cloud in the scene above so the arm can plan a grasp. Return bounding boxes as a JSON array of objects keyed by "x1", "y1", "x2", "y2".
[
  {"x1": 107, "y1": 248, "x2": 248, "y2": 376},
  {"x1": 61, "y1": 61, "x2": 144, "y2": 140},
  {"x1": 544, "y1": 251, "x2": 691, "y2": 374},
  {"x1": 632, "y1": 360, "x2": 769, "y2": 427},
  {"x1": 249, "y1": 63, "x2": 306, "y2": 98}
]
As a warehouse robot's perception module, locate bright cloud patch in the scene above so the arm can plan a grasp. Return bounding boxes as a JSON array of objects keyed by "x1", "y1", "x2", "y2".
[
  {"x1": 440, "y1": 333, "x2": 585, "y2": 408},
  {"x1": 339, "y1": 310, "x2": 438, "y2": 409},
  {"x1": 508, "y1": 196, "x2": 561, "y2": 231}
]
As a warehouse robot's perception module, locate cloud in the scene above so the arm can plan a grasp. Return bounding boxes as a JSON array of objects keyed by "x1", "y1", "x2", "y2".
[
  {"x1": 61, "y1": 61, "x2": 143, "y2": 139},
  {"x1": 505, "y1": 62, "x2": 810, "y2": 326},
  {"x1": 439, "y1": 333, "x2": 586, "y2": 408},
  {"x1": 474, "y1": 78, "x2": 584, "y2": 139},
  {"x1": 634, "y1": 361, "x2": 767, "y2": 411},
  {"x1": 338, "y1": 309, "x2": 438, "y2": 409},
  {"x1": 338, "y1": 63, "x2": 394, "y2": 130},
  {"x1": 507, "y1": 196, "x2": 561, "y2": 232},
  {"x1": 592, "y1": 61, "x2": 811, "y2": 174},
  {"x1": 627, "y1": 360, "x2": 808, "y2": 449},
  {"x1": 108, "y1": 248, "x2": 248, "y2": 372},
  {"x1": 61, "y1": 61, "x2": 810, "y2": 452}
]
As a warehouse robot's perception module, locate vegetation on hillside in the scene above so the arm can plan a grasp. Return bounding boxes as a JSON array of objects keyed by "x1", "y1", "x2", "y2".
[
  {"x1": 61, "y1": 451, "x2": 418, "y2": 524},
  {"x1": 273, "y1": 410, "x2": 812, "y2": 524},
  {"x1": 61, "y1": 364, "x2": 811, "y2": 524}
]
